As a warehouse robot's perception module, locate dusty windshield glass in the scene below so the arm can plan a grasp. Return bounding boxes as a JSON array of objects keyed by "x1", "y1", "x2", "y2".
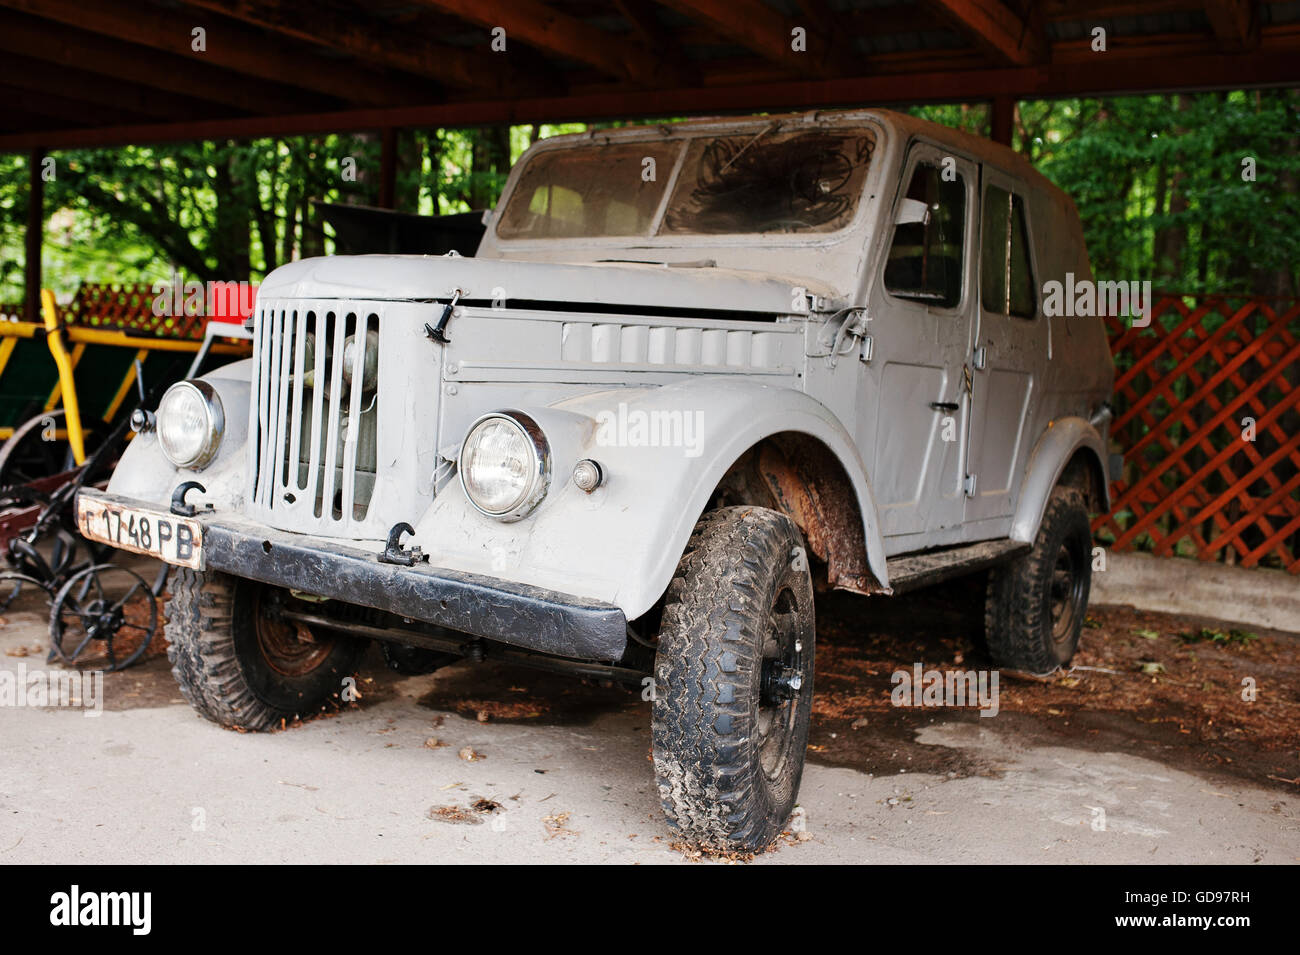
[
  {"x1": 495, "y1": 142, "x2": 679, "y2": 239},
  {"x1": 662, "y1": 129, "x2": 875, "y2": 235},
  {"x1": 496, "y1": 127, "x2": 876, "y2": 240}
]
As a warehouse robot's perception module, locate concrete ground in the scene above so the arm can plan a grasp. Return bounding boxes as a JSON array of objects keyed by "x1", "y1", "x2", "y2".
[{"x1": 1, "y1": 564, "x2": 1298, "y2": 865}]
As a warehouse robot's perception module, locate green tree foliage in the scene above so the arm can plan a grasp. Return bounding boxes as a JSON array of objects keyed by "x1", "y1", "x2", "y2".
[
  {"x1": 919, "y1": 91, "x2": 1300, "y2": 296},
  {"x1": 1008, "y1": 91, "x2": 1296, "y2": 296}
]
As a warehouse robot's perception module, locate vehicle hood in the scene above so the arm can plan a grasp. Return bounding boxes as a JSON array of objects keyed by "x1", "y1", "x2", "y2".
[{"x1": 257, "y1": 254, "x2": 843, "y2": 315}]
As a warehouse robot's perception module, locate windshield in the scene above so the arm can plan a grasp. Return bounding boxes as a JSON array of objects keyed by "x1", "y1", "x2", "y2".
[{"x1": 495, "y1": 126, "x2": 876, "y2": 241}]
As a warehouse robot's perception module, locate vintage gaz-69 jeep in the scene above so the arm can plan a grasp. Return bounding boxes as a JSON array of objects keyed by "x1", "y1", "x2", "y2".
[{"x1": 78, "y1": 109, "x2": 1114, "y2": 850}]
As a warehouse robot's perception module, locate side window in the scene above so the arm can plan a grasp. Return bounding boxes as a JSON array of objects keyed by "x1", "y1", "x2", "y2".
[
  {"x1": 883, "y1": 161, "x2": 966, "y2": 309},
  {"x1": 981, "y1": 184, "x2": 1037, "y2": 318}
]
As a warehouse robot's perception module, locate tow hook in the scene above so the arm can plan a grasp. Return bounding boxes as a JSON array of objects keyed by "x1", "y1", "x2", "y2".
[
  {"x1": 378, "y1": 522, "x2": 427, "y2": 566},
  {"x1": 170, "y1": 481, "x2": 211, "y2": 517}
]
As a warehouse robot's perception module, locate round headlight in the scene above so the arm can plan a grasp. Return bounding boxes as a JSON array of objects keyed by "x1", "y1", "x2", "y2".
[
  {"x1": 458, "y1": 411, "x2": 550, "y2": 521},
  {"x1": 156, "y1": 380, "x2": 224, "y2": 470}
]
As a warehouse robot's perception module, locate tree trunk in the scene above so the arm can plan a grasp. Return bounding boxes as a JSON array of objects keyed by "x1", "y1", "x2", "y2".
[{"x1": 469, "y1": 125, "x2": 511, "y2": 210}]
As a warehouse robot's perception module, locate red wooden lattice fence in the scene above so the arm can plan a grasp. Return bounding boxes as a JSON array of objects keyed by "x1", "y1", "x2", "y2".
[
  {"x1": 63, "y1": 282, "x2": 208, "y2": 339},
  {"x1": 1095, "y1": 294, "x2": 1300, "y2": 574}
]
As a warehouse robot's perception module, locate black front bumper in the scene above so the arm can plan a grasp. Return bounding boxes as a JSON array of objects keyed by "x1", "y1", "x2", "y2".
[{"x1": 83, "y1": 490, "x2": 629, "y2": 661}]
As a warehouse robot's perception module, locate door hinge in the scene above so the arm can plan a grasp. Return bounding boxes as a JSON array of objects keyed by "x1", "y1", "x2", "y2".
[
  {"x1": 963, "y1": 474, "x2": 977, "y2": 497},
  {"x1": 972, "y1": 346, "x2": 988, "y2": 370},
  {"x1": 859, "y1": 335, "x2": 874, "y2": 364}
]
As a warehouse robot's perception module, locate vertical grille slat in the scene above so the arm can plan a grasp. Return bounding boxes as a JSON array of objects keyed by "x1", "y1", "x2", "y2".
[
  {"x1": 286, "y1": 310, "x2": 308, "y2": 491},
  {"x1": 252, "y1": 309, "x2": 269, "y2": 507},
  {"x1": 256, "y1": 310, "x2": 282, "y2": 511},
  {"x1": 272, "y1": 310, "x2": 296, "y2": 491},
  {"x1": 339, "y1": 314, "x2": 367, "y2": 519},
  {"x1": 304, "y1": 310, "x2": 328, "y2": 512},
  {"x1": 317, "y1": 310, "x2": 347, "y2": 519}
]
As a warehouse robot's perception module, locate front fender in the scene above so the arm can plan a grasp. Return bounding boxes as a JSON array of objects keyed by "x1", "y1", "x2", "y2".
[
  {"x1": 413, "y1": 377, "x2": 889, "y2": 620},
  {"x1": 105, "y1": 360, "x2": 253, "y2": 509},
  {"x1": 1010, "y1": 416, "x2": 1108, "y2": 544}
]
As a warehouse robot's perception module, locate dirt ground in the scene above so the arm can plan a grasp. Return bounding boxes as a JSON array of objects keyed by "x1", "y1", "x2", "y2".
[
  {"x1": 809, "y1": 574, "x2": 1300, "y2": 792},
  {"x1": 1, "y1": 562, "x2": 1297, "y2": 863}
]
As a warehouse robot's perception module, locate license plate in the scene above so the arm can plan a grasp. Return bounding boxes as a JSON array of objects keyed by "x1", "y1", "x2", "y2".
[{"x1": 77, "y1": 496, "x2": 204, "y2": 569}]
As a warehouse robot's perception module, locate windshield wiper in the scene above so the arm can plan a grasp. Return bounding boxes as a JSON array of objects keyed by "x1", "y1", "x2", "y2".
[
  {"x1": 720, "y1": 120, "x2": 781, "y2": 175},
  {"x1": 597, "y1": 258, "x2": 717, "y2": 268}
]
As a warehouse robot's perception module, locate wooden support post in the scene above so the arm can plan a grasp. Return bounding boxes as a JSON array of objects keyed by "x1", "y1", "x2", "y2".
[
  {"x1": 378, "y1": 127, "x2": 397, "y2": 210},
  {"x1": 990, "y1": 94, "x2": 1014, "y2": 146},
  {"x1": 24, "y1": 147, "x2": 43, "y2": 323}
]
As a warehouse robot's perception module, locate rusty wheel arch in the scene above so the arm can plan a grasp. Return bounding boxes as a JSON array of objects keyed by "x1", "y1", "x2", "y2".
[
  {"x1": 1058, "y1": 447, "x2": 1109, "y2": 515},
  {"x1": 710, "y1": 433, "x2": 885, "y2": 595}
]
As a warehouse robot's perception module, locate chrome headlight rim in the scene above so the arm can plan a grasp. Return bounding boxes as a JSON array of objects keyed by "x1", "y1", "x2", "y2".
[
  {"x1": 458, "y1": 410, "x2": 551, "y2": 522},
  {"x1": 157, "y1": 379, "x2": 225, "y2": 470}
]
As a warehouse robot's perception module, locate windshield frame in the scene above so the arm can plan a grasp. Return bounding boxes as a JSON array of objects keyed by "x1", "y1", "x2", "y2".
[{"x1": 489, "y1": 117, "x2": 888, "y2": 253}]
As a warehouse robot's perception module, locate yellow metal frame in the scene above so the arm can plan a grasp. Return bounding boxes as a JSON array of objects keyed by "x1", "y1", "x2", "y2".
[
  {"x1": 37, "y1": 290, "x2": 251, "y2": 467},
  {"x1": 42, "y1": 289, "x2": 87, "y2": 465},
  {"x1": 0, "y1": 320, "x2": 44, "y2": 381}
]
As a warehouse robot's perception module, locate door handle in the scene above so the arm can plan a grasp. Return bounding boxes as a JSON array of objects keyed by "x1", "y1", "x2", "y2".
[{"x1": 929, "y1": 401, "x2": 959, "y2": 412}]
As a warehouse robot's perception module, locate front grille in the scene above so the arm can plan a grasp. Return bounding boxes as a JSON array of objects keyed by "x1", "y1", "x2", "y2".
[{"x1": 249, "y1": 301, "x2": 384, "y2": 536}]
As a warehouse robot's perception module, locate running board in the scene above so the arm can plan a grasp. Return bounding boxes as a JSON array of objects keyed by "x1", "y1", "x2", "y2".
[{"x1": 886, "y1": 539, "x2": 1031, "y2": 595}]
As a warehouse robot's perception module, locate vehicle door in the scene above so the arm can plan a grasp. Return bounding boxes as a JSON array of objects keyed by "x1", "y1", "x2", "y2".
[
  {"x1": 865, "y1": 140, "x2": 978, "y2": 548},
  {"x1": 965, "y1": 166, "x2": 1048, "y2": 528}
]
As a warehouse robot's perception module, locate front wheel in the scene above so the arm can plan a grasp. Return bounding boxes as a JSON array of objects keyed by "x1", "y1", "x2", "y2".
[
  {"x1": 651, "y1": 506, "x2": 815, "y2": 852},
  {"x1": 165, "y1": 569, "x2": 365, "y2": 730},
  {"x1": 985, "y1": 486, "x2": 1093, "y2": 674}
]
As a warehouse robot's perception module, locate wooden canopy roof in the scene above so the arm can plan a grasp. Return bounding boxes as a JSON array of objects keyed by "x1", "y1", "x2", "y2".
[{"x1": 2, "y1": 0, "x2": 1298, "y2": 151}]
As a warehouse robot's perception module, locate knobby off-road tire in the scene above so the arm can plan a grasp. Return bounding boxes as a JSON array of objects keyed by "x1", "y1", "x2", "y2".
[
  {"x1": 651, "y1": 506, "x2": 815, "y2": 852},
  {"x1": 166, "y1": 568, "x2": 365, "y2": 730},
  {"x1": 985, "y1": 486, "x2": 1093, "y2": 675}
]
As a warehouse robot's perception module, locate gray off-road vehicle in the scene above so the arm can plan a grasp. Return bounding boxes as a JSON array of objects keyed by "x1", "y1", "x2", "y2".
[{"x1": 78, "y1": 109, "x2": 1114, "y2": 851}]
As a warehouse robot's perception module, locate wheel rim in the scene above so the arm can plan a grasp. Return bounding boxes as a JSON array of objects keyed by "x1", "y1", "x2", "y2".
[
  {"x1": 50, "y1": 564, "x2": 157, "y2": 670},
  {"x1": 254, "y1": 590, "x2": 334, "y2": 676},
  {"x1": 756, "y1": 586, "x2": 805, "y2": 780},
  {"x1": 1048, "y1": 542, "x2": 1086, "y2": 646}
]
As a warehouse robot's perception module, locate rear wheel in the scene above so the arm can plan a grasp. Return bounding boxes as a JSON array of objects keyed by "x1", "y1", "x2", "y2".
[
  {"x1": 985, "y1": 486, "x2": 1093, "y2": 674},
  {"x1": 165, "y1": 568, "x2": 365, "y2": 730},
  {"x1": 651, "y1": 506, "x2": 815, "y2": 852}
]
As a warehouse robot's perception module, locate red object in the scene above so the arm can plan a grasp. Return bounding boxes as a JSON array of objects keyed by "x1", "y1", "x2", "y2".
[{"x1": 205, "y1": 283, "x2": 258, "y2": 323}]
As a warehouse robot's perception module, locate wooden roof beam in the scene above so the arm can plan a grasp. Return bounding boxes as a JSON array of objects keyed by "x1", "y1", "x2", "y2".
[
  {"x1": 174, "y1": 0, "x2": 532, "y2": 94},
  {"x1": 1042, "y1": 0, "x2": 1201, "y2": 16},
  {"x1": 925, "y1": 0, "x2": 1046, "y2": 65},
  {"x1": 0, "y1": 84, "x2": 150, "y2": 127},
  {"x1": 1204, "y1": 0, "x2": 1259, "y2": 48},
  {"x1": 0, "y1": 53, "x2": 222, "y2": 121},
  {"x1": 0, "y1": 11, "x2": 331, "y2": 115},
  {"x1": 2, "y1": 36, "x2": 1299, "y2": 151},
  {"x1": 615, "y1": 0, "x2": 700, "y2": 83},
  {"x1": 0, "y1": 0, "x2": 429, "y2": 106},
  {"x1": 416, "y1": 0, "x2": 667, "y2": 87},
  {"x1": 657, "y1": 0, "x2": 855, "y2": 79}
]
